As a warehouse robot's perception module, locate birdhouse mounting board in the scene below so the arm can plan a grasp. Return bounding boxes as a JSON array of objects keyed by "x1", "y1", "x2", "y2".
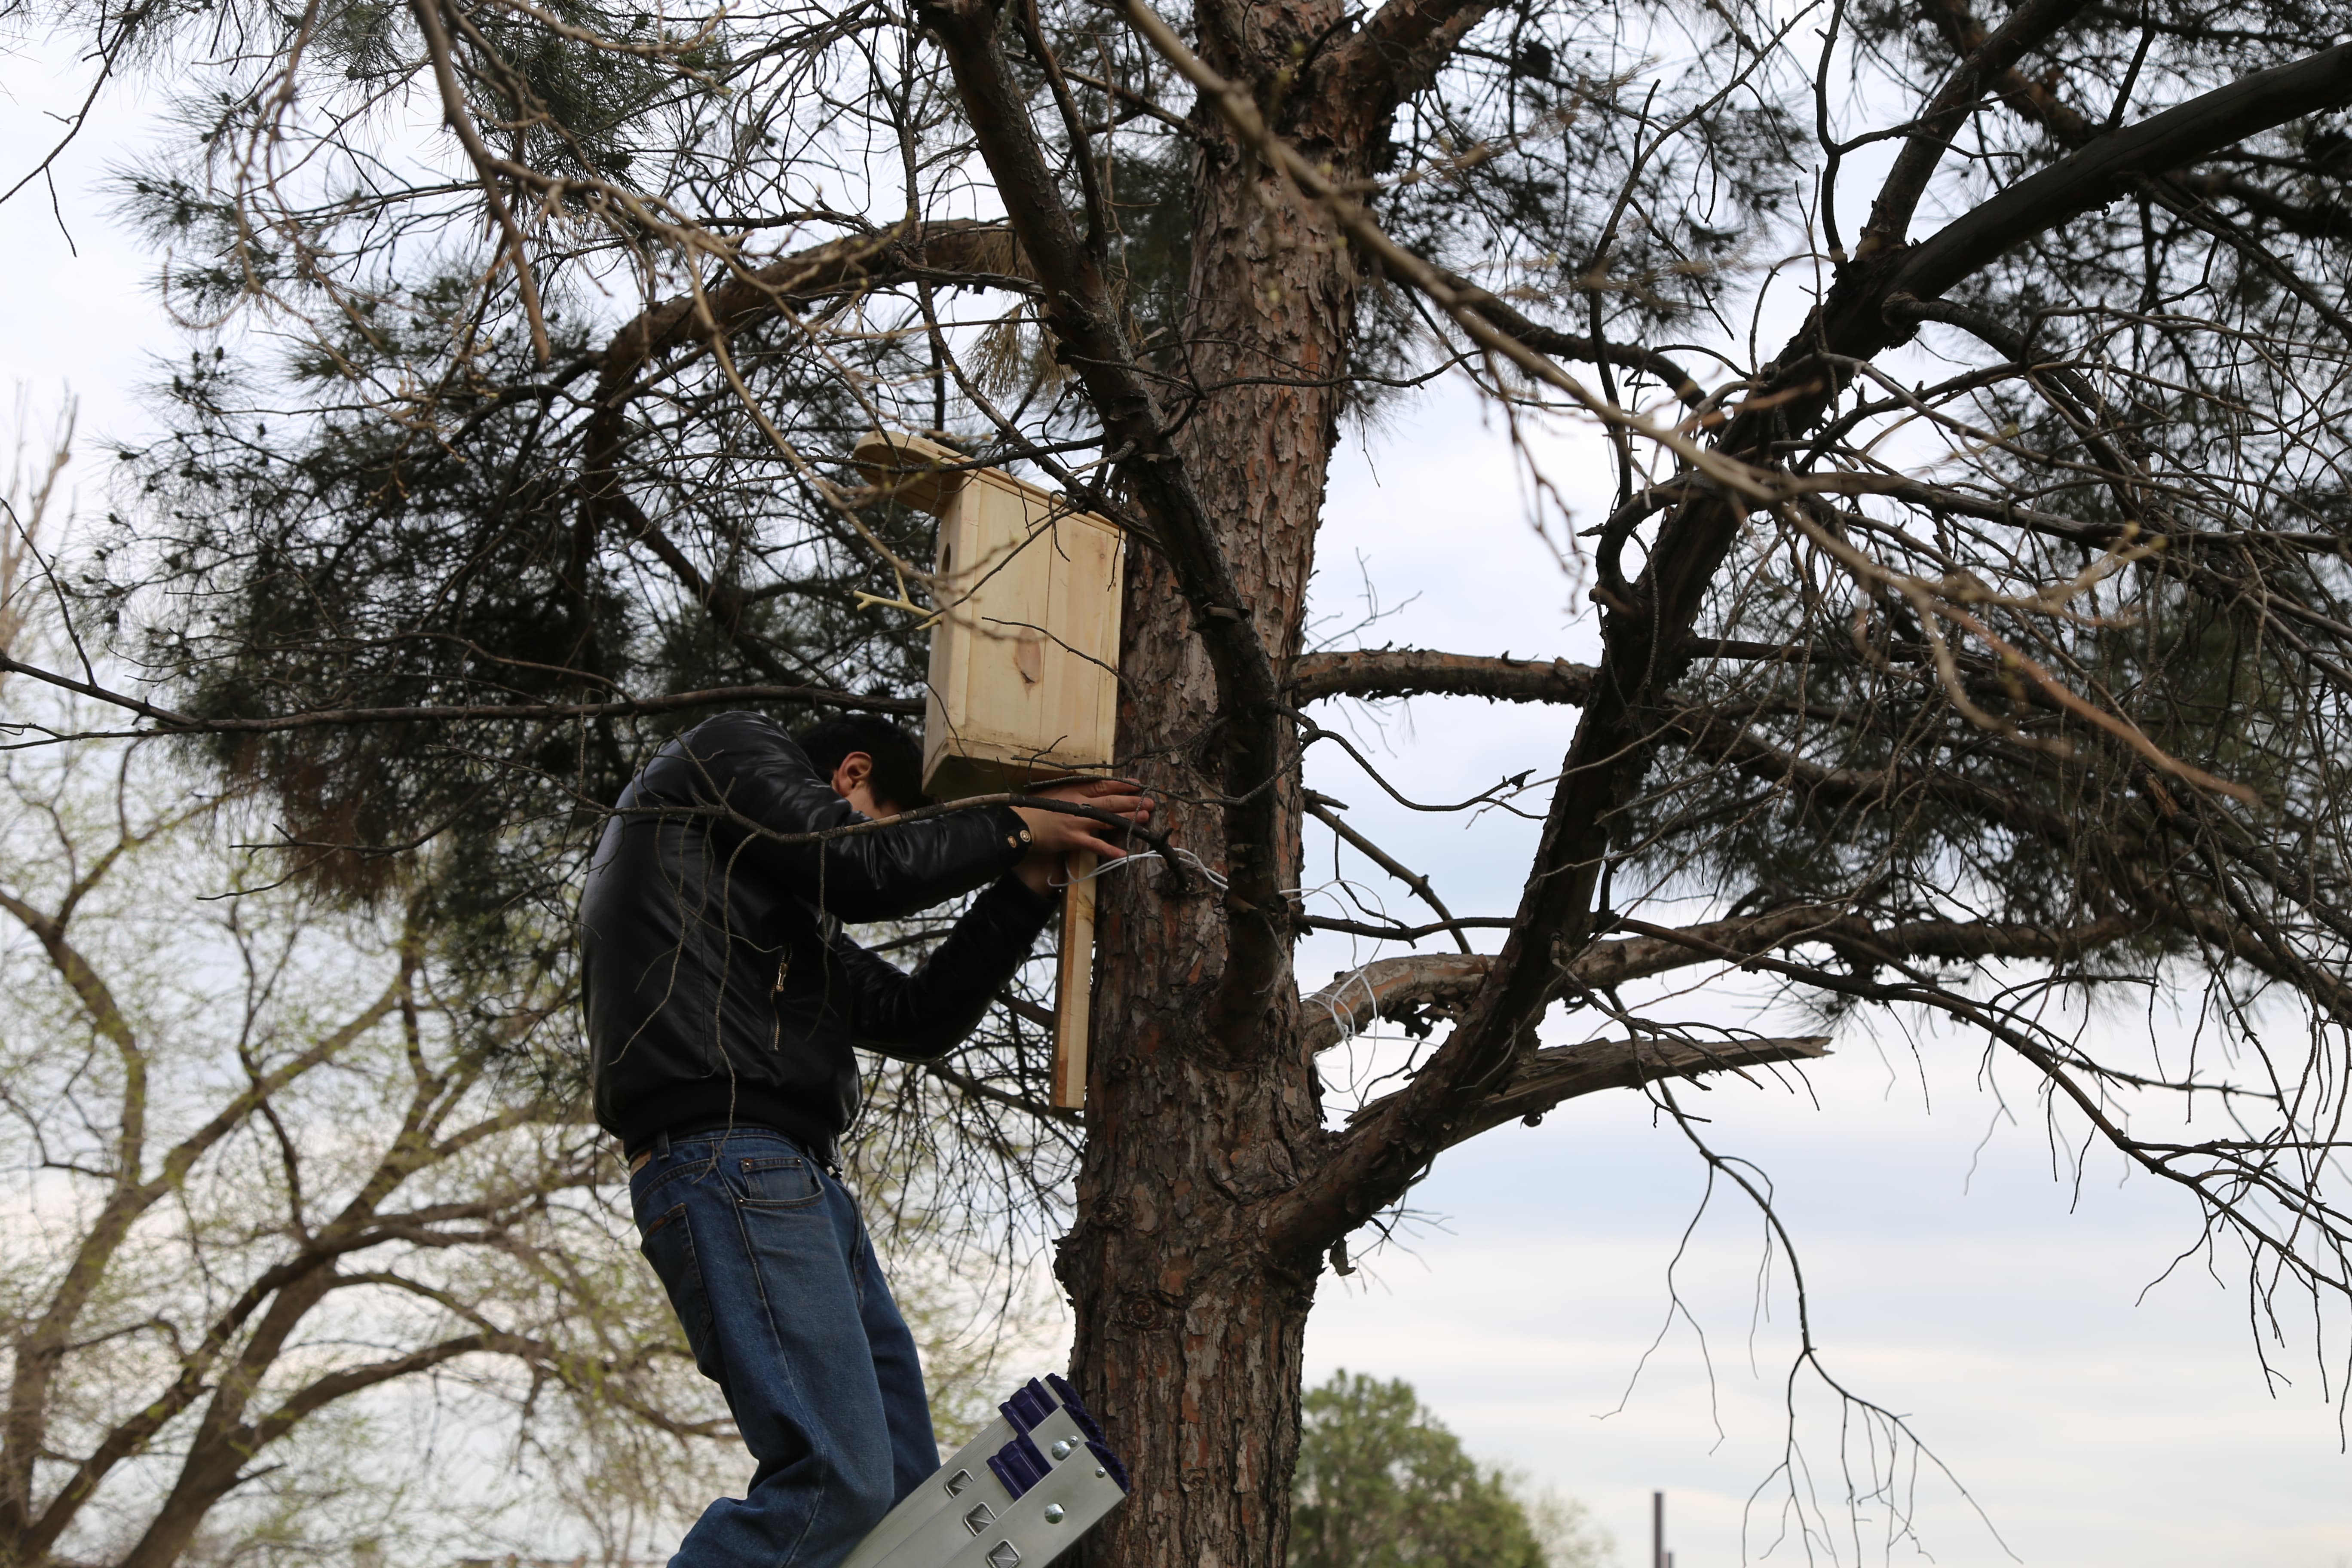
[{"x1": 854, "y1": 431, "x2": 1123, "y2": 1113}]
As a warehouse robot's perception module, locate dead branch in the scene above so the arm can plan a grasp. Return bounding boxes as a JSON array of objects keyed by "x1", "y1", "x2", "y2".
[
  {"x1": 1290, "y1": 648, "x2": 1597, "y2": 706},
  {"x1": 1348, "y1": 1032, "x2": 1833, "y2": 1150}
]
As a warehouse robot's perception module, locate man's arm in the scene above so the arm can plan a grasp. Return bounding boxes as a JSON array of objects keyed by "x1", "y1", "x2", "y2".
[
  {"x1": 656, "y1": 712, "x2": 1031, "y2": 921},
  {"x1": 829, "y1": 876, "x2": 1059, "y2": 1060}
]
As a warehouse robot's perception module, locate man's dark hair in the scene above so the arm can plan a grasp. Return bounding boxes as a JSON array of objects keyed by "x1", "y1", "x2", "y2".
[{"x1": 796, "y1": 713, "x2": 928, "y2": 813}]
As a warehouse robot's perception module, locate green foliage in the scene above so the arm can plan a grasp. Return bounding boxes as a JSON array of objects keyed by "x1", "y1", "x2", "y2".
[
  {"x1": 0, "y1": 702, "x2": 735, "y2": 1567},
  {"x1": 1289, "y1": 1372, "x2": 1611, "y2": 1568},
  {"x1": 90, "y1": 278, "x2": 934, "y2": 921}
]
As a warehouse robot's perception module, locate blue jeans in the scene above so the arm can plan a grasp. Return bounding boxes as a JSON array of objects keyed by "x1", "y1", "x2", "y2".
[{"x1": 630, "y1": 1127, "x2": 938, "y2": 1568}]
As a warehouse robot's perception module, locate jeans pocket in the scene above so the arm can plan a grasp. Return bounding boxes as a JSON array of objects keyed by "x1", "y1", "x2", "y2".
[
  {"x1": 640, "y1": 1202, "x2": 723, "y2": 1381},
  {"x1": 735, "y1": 1153, "x2": 823, "y2": 1210}
]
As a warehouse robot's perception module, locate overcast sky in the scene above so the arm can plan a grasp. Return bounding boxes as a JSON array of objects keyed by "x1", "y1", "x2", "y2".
[
  {"x1": 5, "y1": 28, "x2": 2351, "y2": 1568},
  {"x1": 1293, "y1": 396, "x2": 2352, "y2": 1568}
]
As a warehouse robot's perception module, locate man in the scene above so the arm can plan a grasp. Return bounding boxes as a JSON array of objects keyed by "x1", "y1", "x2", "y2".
[{"x1": 579, "y1": 709, "x2": 1148, "y2": 1568}]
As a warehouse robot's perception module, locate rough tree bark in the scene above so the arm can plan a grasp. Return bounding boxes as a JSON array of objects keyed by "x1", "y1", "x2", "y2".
[{"x1": 1059, "y1": 8, "x2": 1365, "y2": 1560}]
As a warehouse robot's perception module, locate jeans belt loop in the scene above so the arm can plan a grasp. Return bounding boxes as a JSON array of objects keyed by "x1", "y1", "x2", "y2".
[{"x1": 627, "y1": 1127, "x2": 671, "y2": 1178}]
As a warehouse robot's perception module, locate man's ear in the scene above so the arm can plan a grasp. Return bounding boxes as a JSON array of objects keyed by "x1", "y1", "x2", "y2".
[{"x1": 830, "y1": 752, "x2": 874, "y2": 799}]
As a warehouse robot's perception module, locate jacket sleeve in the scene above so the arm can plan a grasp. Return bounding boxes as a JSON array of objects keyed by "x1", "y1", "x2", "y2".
[
  {"x1": 653, "y1": 711, "x2": 1032, "y2": 922},
  {"x1": 828, "y1": 874, "x2": 1060, "y2": 1060}
]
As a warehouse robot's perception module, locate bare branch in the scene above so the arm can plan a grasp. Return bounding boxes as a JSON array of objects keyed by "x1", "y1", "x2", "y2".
[
  {"x1": 1266, "y1": 39, "x2": 2352, "y2": 1257},
  {"x1": 1291, "y1": 648, "x2": 1596, "y2": 706},
  {"x1": 1307, "y1": 796, "x2": 1473, "y2": 952},
  {"x1": 1350, "y1": 1033, "x2": 1833, "y2": 1151},
  {"x1": 0, "y1": 651, "x2": 921, "y2": 735},
  {"x1": 1892, "y1": 43, "x2": 2352, "y2": 301}
]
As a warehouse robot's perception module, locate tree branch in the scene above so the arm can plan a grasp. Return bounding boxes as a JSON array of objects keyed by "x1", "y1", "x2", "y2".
[
  {"x1": 410, "y1": 0, "x2": 553, "y2": 360},
  {"x1": 1301, "y1": 952, "x2": 1492, "y2": 1053},
  {"x1": 241, "y1": 1332, "x2": 511, "y2": 1452},
  {"x1": 1348, "y1": 1033, "x2": 1833, "y2": 1151},
  {"x1": 10, "y1": 960, "x2": 404, "y2": 1558},
  {"x1": 1891, "y1": 42, "x2": 2352, "y2": 301},
  {"x1": 1858, "y1": 0, "x2": 2095, "y2": 256},
  {"x1": 1318, "y1": 0, "x2": 1506, "y2": 122},
  {"x1": 1307, "y1": 796, "x2": 1473, "y2": 952},
  {"x1": 594, "y1": 219, "x2": 1028, "y2": 386},
  {"x1": 924, "y1": 1057, "x2": 1082, "y2": 1126},
  {"x1": 1265, "y1": 39, "x2": 2352, "y2": 1259},
  {"x1": 1297, "y1": 906, "x2": 2137, "y2": 1053},
  {"x1": 0, "y1": 651, "x2": 920, "y2": 736},
  {"x1": 1444, "y1": 277, "x2": 1705, "y2": 407},
  {"x1": 1290, "y1": 647, "x2": 1596, "y2": 705},
  {"x1": 577, "y1": 219, "x2": 1027, "y2": 696}
]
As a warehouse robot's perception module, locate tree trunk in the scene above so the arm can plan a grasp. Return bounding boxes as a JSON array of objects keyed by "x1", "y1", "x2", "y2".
[
  {"x1": 1057, "y1": 79, "x2": 1361, "y2": 1568},
  {"x1": 112, "y1": 1264, "x2": 339, "y2": 1568}
]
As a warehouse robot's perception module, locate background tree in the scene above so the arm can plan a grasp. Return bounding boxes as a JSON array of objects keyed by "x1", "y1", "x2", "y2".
[
  {"x1": 2, "y1": 0, "x2": 2351, "y2": 1563},
  {"x1": 1289, "y1": 1372, "x2": 1611, "y2": 1568},
  {"x1": 0, "y1": 706, "x2": 724, "y2": 1568},
  {"x1": 0, "y1": 670, "x2": 1070, "y2": 1567}
]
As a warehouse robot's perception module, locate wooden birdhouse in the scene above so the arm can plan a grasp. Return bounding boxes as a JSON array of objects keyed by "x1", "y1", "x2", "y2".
[
  {"x1": 852, "y1": 430, "x2": 1126, "y2": 1111},
  {"x1": 851, "y1": 430, "x2": 1125, "y2": 802}
]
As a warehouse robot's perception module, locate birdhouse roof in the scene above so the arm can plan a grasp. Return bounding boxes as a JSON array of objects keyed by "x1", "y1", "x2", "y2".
[{"x1": 854, "y1": 429, "x2": 1095, "y2": 524}]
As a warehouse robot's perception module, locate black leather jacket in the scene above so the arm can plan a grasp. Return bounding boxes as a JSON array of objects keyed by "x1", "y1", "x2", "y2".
[{"x1": 579, "y1": 711, "x2": 1053, "y2": 1156}]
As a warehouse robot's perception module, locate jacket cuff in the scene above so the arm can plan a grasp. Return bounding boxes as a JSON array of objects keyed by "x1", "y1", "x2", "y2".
[{"x1": 980, "y1": 803, "x2": 1036, "y2": 869}]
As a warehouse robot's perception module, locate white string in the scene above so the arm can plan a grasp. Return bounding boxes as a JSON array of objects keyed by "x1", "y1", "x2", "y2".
[
  {"x1": 1314, "y1": 963, "x2": 1385, "y2": 1045},
  {"x1": 1173, "y1": 848, "x2": 1229, "y2": 891},
  {"x1": 1046, "y1": 850, "x2": 1401, "y2": 915},
  {"x1": 1050, "y1": 850, "x2": 1158, "y2": 889},
  {"x1": 1047, "y1": 847, "x2": 1231, "y2": 892},
  {"x1": 1047, "y1": 852, "x2": 1122, "y2": 889},
  {"x1": 1042, "y1": 857, "x2": 1413, "y2": 1051}
]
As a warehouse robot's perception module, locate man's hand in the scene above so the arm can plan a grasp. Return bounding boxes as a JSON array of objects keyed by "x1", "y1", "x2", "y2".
[{"x1": 1012, "y1": 777, "x2": 1155, "y2": 897}]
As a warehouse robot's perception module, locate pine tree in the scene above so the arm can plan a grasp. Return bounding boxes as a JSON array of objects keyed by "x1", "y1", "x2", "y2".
[{"x1": 6, "y1": 0, "x2": 2352, "y2": 1563}]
